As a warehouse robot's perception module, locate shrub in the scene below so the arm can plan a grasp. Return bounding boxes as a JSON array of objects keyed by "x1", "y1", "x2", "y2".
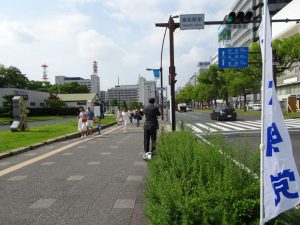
[{"x1": 145, "y1": 131, "x2": 260, "y2": 225}]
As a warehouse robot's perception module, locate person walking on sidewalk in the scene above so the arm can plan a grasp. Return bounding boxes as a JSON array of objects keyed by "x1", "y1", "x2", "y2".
[
  {"x1": 135, "y1": 107, "x2": 143, "y2": 127},
  {"x1": 143, "y1": 98, "x2": 161, "y2": 159},
  {"x1": 121, "y1": 108, "x2": 129, "y2": 133},
  {"x1": 78, "y1": 106, "x2": 87, "y2": 138},
  {"x1": 86, "y1": 107, "x2": 95, "y2": 135}
]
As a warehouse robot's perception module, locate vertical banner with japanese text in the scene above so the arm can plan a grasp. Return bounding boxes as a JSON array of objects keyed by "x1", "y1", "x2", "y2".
[{"x1": 259, "y1": 5, "x2": 300, "y2": 223}]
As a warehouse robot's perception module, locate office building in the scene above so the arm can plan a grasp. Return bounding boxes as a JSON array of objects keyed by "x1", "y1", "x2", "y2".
[
  {"x1": 107, "y1": 85, "x2": 138, "y2": 105},
  {"x1": 137, "y1": 76, "x2": 157, "y2": 106},
  {"x1": 55, "y1": 75, "x2": 100, "y2": 96}
]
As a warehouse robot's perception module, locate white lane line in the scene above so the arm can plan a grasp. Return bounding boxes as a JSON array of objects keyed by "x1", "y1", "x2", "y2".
[
  {"x1": 0, "y1": 126, "x2": 118, "y2": 177},
  {"x1": 215, "y1": 122, "x2": 245, "y2": 130},
  {"x1": 225, "y1": 121, "x2": 258, "y2": 130},
  {"x1": 186, "y1": 124, "x2": 203, "y2": 134},
  {"x1": 195, "y1": 123, "x2": 217, "y2": 132},
  {"x1": 235, "y1": 121, "x2": 261, "y2": 128},
  {"x1": 206, "y1": 123, "x2": 231, "y2": 131}
]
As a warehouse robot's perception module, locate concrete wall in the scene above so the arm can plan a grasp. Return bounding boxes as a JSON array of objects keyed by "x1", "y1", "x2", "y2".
[{"x1": 0, "y1": 88, "x2": 50, "y2": 108}]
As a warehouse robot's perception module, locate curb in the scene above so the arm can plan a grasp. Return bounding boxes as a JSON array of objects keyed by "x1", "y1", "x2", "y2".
[{"x1": 0, "y1": 122, "x2": 117, "y2": 160}]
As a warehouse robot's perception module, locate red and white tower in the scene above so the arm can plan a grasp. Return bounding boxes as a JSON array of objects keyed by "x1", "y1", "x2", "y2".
[{"x1": 41, "y1": 64, "x2": 48, "y2": 81}]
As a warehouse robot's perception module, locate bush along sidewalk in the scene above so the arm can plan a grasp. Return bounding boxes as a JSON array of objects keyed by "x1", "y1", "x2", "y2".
[
  {"x1": 145, "y1": 131, "x2": 260, "y2": 225},
  {"x1": 145, "y1": 131, "x2": 300, "y2": 225}
]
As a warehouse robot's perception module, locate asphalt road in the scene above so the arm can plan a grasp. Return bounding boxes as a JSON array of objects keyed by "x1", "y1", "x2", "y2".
[{"x1": 176, "y1": 110, "x2": 300, "y2": 172}]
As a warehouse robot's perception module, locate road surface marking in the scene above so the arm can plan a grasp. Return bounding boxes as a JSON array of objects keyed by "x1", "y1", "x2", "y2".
[
  {"x1": 206, "y1": 123, "x2": 231, "y2": 131},
  {"x1": 195, "y1": 123, "x2": 217, "y2": 132}
]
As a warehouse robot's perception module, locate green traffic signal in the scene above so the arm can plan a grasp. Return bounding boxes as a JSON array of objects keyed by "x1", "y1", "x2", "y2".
[
  {"x1": 226, "y1": 12, "x2": 236, "y2": 24},
  {"x1": 224, "y1": 11, "x2": 253, "y2": 24}
]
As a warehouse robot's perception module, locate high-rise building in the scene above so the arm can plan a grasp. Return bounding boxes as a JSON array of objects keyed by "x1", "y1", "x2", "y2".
[
  {"x1": 137, "y1": 76, "x2": 157, "y2": 106},
  {"x1": 107, "y1": 85, "x2": 138, "y2": 105},
  {"x1": 55, "y1": 75, "x2": 100, "y2": 96},
  {"x1": 229, "y1": 0, "x2": 293, "y2": 47}
]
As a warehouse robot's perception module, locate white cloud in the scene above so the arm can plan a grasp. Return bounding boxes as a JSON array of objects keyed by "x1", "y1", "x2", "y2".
[
  {"x1": 78, "y1": 29, "x2": 124, "y2": 59},
  {"x1": 36, "y1": 13, "x2": 90, "y2": 42},
  {"x1": 0, "y1": 21, "x2": 36, "y2": 46}
]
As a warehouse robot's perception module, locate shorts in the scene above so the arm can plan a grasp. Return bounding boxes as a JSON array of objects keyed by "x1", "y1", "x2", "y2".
[{"x1": 87, "y1": 120, "x2": 94, "y2": 127}]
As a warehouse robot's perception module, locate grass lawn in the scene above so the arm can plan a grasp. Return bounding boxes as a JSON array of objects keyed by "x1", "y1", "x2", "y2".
[
  {"x1": 0, "y1": 116, "x2": 73, "y2": 123},
  {"x1": 0, "y1": 117, "x2": 116, "y2": 153}
]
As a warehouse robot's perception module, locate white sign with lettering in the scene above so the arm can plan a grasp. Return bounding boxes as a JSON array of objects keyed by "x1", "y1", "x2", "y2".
[{"x1": 180, "y1": 14, "x2": 204, "y2": 30}]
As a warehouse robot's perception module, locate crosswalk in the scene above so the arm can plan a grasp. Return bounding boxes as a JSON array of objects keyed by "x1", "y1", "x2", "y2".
[{"x1": 186, "y1": 118, "x2": 300, "y2": 135}]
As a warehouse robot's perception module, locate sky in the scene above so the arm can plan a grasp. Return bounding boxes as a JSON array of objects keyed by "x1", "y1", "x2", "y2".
[{"x1": 0, "y1": 0, "x2": 299, "y2": 92}]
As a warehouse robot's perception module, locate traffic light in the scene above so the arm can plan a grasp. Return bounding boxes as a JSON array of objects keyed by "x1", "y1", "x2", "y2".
[{"x1": 224, "y1": 11, "x2": 253, "y2": 24}]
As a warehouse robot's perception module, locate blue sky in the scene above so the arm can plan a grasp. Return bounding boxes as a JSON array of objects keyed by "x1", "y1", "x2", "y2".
[{"x1": 0, "y1": 0, "x2": 299, "y2": 91}]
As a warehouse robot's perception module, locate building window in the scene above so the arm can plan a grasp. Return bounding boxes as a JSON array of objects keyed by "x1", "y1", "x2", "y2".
[
  {"x1": 30, "y1": 102, "x2": 36, "y2": 106},
  {"x1": 40, "y1": 103, "x2": 45, "y2": 107}
]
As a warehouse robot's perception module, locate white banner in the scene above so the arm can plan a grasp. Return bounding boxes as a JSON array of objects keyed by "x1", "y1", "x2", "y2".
[{"x1": 259, "y1": 5, "x2": 300, "y2": 223}]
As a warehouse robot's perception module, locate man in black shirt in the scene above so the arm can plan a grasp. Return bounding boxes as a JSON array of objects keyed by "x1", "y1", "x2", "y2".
[{"x1": 143, "y1": 98, "x2": 161, "y2": 160}]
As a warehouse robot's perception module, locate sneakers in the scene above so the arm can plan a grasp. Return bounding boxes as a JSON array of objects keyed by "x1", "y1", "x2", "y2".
[{"x1": 143, "y1": 152, "x2": 152, "y2": 160}]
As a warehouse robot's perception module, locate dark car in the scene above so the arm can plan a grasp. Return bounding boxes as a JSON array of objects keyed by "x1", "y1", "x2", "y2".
[{"x1": 211, "y1": 106, "x2": 237, "y2": 121}]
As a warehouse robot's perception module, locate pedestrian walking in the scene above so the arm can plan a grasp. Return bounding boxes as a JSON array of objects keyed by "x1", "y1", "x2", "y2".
[
  {"x1": 143, "y1": 98, "x2": 161, "y2": 160},
  {"x1": 135, "y1": 108, "x2": 143, "y2": 127},
  {"x1": 86, "y1": 107, "x2": 95, "y2": 135},
  {"x1": 78, "y1": 106, "x2": 87, "y2": 138},
  {"x1": 116, "y1": 110, "x2": 121, "y2": 126},
  {"x1": 96, "y1": 114, "x2": 101, "y2": 135},
  {"x1": 121, "y1": 108, "x2": 129, "y2": 133}
]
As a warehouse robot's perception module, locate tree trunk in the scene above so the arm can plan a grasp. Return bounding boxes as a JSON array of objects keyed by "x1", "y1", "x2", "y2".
[{"x1": 243, "y1": 92, "x2": 247, "y2": 112}]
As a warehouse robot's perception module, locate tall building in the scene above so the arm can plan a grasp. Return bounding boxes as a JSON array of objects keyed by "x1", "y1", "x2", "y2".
[
  {"x1": 55, "y1": 75, "x2": 100, "y2": 96},
  {"x1": 107, "y1": 85, "x2": 138, "y2": 105},
  {"x1": 100, "y1": 91, "x2": 108, "y2": 102},
  {"x1": 274, "y1": 23, "x2": 300, "y2": 108},
  {"x1": 230, "y1": 0, "x2": 293, "y2": 47},
  {"x1": 137, "y1": 76, "x2": 157, "y2": 106}
]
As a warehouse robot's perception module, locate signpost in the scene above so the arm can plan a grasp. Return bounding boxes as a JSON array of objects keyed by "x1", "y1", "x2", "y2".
[
  {"x1": 180, "y1": 14, "x2": 204, "y2": 30},
  {"x1": 218, "y1": 47, "x2": 249, "y2": 69}
]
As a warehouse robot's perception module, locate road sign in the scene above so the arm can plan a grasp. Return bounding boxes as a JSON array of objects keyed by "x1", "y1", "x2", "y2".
[
  {"x1": 180, "y1": 14, "x2": 204, "y2": 30},
  {"x1": 218, "y1": 47, "x2": 248, "y2": 69}
]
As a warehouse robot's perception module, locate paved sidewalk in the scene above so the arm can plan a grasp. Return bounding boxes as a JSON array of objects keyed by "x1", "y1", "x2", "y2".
[{"x1": 0, "y1": 119, "x2": 170, "y2": 225}]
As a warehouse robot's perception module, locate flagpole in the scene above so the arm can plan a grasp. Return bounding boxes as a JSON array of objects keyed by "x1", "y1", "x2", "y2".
[{"x1": 260, "y1": 1, "x2": 268, "y2": 224}]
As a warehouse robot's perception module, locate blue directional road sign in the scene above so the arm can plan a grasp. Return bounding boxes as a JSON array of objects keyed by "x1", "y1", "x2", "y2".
[{"x1": 218, "y1": 47, "x2": 249, "y2": 69}]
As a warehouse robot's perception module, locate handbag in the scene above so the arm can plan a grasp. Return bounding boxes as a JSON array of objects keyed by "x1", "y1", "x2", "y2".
[{"x1": 82, "y1": 114, "x2": 88, "y2": 122}]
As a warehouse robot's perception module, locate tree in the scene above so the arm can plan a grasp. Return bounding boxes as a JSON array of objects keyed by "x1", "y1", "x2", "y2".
[
  {"x1": 111, "y1": 99, "x2": 118, "y2": 107},
  {"x1": 27, "y1": 80, "x2": 52, "y2": 92},
  {"x1": 49, "y1": 82, "x2": 89, "y2": 94},
  {"x1": 196, "y1": 64, "x2": 227, "y2": 107},
  {"x1": 273, "y1": 33, "x2": 300, "y2": 75},
  {"x1": 2, "y1": 94, "x2": 15, "y2": 117},
  {"x1": 0, "y1": 65, "x2": 29, "y2": 88},
  {"x1": 45, "y1": 95, "x2": 66, "y2": 108}
]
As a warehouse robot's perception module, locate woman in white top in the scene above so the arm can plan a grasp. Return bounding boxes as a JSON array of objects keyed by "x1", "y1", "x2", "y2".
[
  {"x1": 78, "y1": 106, "x2": 87, "y2": 138},
  {"x1": 121, "y1": 108, "x2": 129, "y2": 133}
]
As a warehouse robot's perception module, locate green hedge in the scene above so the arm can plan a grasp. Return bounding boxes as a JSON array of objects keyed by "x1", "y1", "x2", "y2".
[
  {"x1": 145, "y1": 131, "x2": 260, "y2": 225},
  {"x1": 27, "y1": 107, "x2": 78, "y2": 116}
]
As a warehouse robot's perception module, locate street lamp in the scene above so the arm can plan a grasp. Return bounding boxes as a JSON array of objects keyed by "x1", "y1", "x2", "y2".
[
  {"x1": 156, "y1": 15, "x2": 179, "y2": 131},
  {"x1": 146, "y1": 26, "x2": 167, "y2": 121},
  {"x1": 115, "y1": 76, "x2": 120, "y2": 110}
]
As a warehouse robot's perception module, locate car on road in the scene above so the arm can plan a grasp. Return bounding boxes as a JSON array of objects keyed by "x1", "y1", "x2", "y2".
[
  {"x1": 211, "y1": 106, "x2": 237, "y2": 121},
  {"x1": 252, "y1": 104, "x2": 262, "y2": 111}
]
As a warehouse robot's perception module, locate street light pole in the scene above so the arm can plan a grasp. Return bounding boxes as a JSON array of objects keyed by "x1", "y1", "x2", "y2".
[
  {"x1": 168, "y1": 16, "x2": 176, "y2": 131},
  {"x1": 160, "y1": 27, "x2": 167, "y2": 121},
  {"x1": 115, "y1": 76, "x2": 120, "y2": 110},
  {"x1": 155, "y1": 16, "x2": 178, "y2": 131}
]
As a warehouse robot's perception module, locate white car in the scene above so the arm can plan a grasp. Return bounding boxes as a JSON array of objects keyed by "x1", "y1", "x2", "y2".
[{"x1": 252, "y1": 104, "x2": 262, "y2": 111}]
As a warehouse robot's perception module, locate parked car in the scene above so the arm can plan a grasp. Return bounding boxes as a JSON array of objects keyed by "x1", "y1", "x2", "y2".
[
  {"x1": 252, "y1": 104, "x2": 262, "y2": 111},
  {"x1": 211, "y1": 106, "x2": 237, "y2": 121}
]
